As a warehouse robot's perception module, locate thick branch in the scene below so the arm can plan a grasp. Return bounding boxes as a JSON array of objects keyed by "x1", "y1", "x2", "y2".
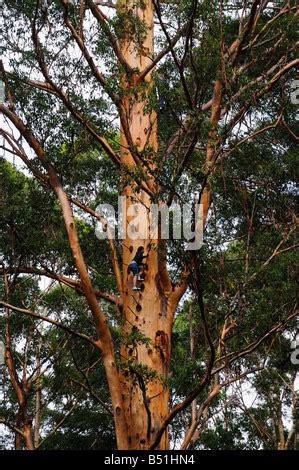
[
  {"x1": 70, "y1": 198, "x2": 124, "y2": 295},
  {"x1": 1, "y1": 129, "x2": 123, "y2": 305},
  {"x1": 170, "y1": 80, "x2": 222, "y2": 303},
  {"x1": 0, "y1": 103, "x2": 129, "y2": 449},
  {"x1": 230, "y1": 0, "x2": 261, "y2": 66}
]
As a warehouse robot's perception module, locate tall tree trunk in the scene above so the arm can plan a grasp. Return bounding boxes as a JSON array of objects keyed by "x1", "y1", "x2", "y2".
[
  {"x1": 118, "y1": 0, "x2": 179, "y2": 449},
  {"x1": 4, "y1": 269, "x2": 35, "y2": 450},
  {"x1": 34, "y1": 335, "x2": 42, "y2": 448},
  {"x1": 189, "y1": 305, "x2": 197, "y2": 424},
  {"x1": 277, "y1": 399, "x2": 285, "y2": 450}
]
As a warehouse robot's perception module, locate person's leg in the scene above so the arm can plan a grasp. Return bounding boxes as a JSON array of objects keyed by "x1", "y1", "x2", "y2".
[
  {"x1": 131, "y1": 263, "x2": 141, "y2": 290},
  {"x1": 138, "y1": 266, "x2": 145, "y2": 280}
]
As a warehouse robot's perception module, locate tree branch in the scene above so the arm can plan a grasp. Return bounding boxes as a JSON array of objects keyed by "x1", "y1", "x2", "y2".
[
  {"x1": 70, "y1": 197, "x2": 124, "y2": 295},
  {"x1": 139, "y1": 24, "x2": 188, "y2": 81},
  {"x1": 86, "y1": 0, "x2": 133, "y2": 74},
  {"x1": 2, "y1": 277, "x2": 35, "y2": 450},
  {"x1": 214, "y1": 305, "x2": 297, "y2": 369},
  {"x1": 153, "y1": 0, "x2": 193, "y2": 108},
  {"x1": 36, "y1": 402, "x2": 77, "y2": 449},
  {"x1": 230, "y1": 0, "x2": 261, "y2": 66},
  {"x1": 61, "y1": 0, "x2": 120, "y2": 103},
  {"x1": 70, "y1": 378, "x2": 113, "y2": 416},
  {"x1": 181, "y1": 366, "x2": 264, "y2": 449},
  {"x1": 151, "y1": 304, "x2": 296, "y2": 450},
  {"x1": 0, "y1": 101, "x2": 129, "y2": 449},
  {"x1": 0, "y1": 418, "x2": 26, "y2": 438},
  {"x1": 1, "y1": 127, "x2": 123, "y2": 307},
  {"x1": 0, "y1": 301, "x2": 100, "y2": 348},
  {"x1": 0, "y1": 266, "x2": 120, "y2": 306},
  {"x1": 30, "y1": 13, "x2": 121, "y2": 166},
  {"x1": 170, "y1": 80, "x2": 222, "y2": 304},
  {"x1": 243, "y1": 5, "x2": 298, "y2": 53}
]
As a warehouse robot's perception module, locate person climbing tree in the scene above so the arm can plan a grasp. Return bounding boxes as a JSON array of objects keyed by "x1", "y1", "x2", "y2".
[{"x1": 128, "y1": 246, "x2": 148, "y2": 291}]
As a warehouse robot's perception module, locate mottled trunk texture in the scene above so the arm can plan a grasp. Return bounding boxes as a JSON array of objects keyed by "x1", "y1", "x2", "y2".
[{"x1": 119, "y1": 0, "x2": 176, "y2": 449}]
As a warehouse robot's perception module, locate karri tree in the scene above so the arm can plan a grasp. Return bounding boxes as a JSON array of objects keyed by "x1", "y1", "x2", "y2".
[{"x1": 0, "y1": 0, "x2": 298, "y2": 449}]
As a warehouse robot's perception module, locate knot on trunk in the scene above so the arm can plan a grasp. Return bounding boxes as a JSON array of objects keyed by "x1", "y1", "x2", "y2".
[{"x1": 154, "y1": 330, "x2": 170, "y2": 364}]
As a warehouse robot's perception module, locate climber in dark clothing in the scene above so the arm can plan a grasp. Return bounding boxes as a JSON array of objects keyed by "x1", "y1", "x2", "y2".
[{"x1": 128, "y1": 246, "x2": 148, "y2": 291}]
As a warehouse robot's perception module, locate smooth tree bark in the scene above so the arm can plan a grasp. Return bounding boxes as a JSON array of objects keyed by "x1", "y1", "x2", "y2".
[{"x1": 118, "y1": 0, "x2": 186, "y2": 449}]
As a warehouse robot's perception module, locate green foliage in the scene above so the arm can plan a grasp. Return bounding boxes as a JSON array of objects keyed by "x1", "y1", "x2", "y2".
[
  {"x1": 121, "y1": 359, "x2": 162, "y2": 387},
  {"x1": 121, "y1": 325, "x2": 152, "y2": 349}
]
